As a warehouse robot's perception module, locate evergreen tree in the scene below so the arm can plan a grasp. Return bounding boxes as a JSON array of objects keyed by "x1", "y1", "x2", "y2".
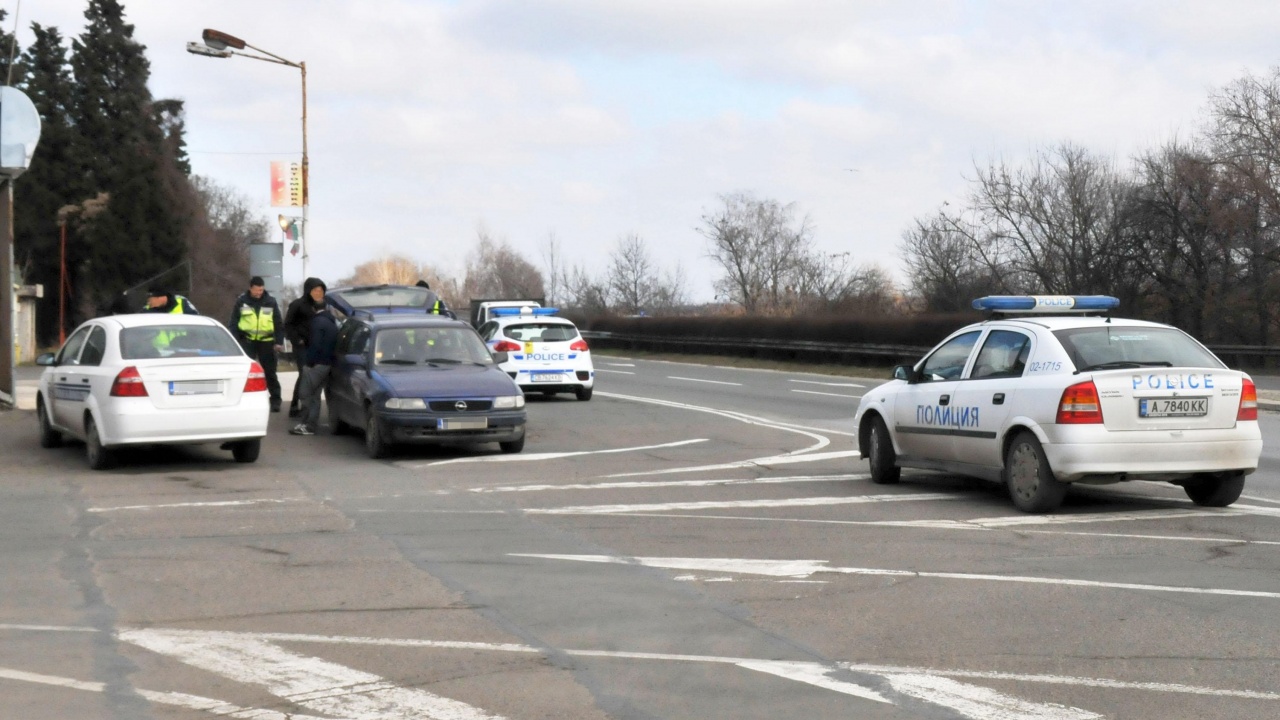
[
  {"x1": 69, "y1": 0, "x2": 191, "y2": 314},
  {"x1": 0, "y1": 9, "x2": 26, "y2": 87},
  {"x1": 15, "y1": 22, "x2": 83, "y2": 344}
]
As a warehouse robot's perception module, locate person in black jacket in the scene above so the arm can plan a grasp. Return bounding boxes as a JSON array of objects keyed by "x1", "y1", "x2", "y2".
[
  {"x1": 142, "y1": 288, "x2": 200, "y2": 314},
  {"x1": 289, "y1": 304, "x2": 339, "y2": 436},
  {"x1": 283, "y1": 277, "x2": 327, "y2": 416},
  {"x1": 228, "y1": 276, "x2": 285, "y2": 412}
]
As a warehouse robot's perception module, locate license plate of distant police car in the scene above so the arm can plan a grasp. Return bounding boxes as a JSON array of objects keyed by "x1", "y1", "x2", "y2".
[
  {"x1": 531, "y1": 373, "x2": 563, "y2": 382},
  {"x1": 1139, "y1": 397, "x2": 1208, "y2": 418},
  {"x1": 438, "y1": 418, "x2": 488, "y2": 431}
]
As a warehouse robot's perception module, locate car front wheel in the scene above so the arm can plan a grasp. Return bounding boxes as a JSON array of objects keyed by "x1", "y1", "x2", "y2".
[
  {"x1": 38, "y1": 398, "x2": 62, "y2": 448},
  {"x1": 867, "y1": 416, "x2": 900, "y2": 484},
  {"x1": 85, "y1": 416, "x2": 115, "y2": 471},
  {"x1": 365, "y1": 406, "x2": 391, "y2": 459},
  {"x1": 1182, "y1": 472, "x2": 1245, "y2": 507},
  {"x1": 1004, "y1": 431, "x2": 1067, "y2": 513}
]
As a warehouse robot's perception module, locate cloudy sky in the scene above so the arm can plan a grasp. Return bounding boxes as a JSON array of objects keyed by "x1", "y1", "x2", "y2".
[{"x1": 21, "y1": 0, "x2": 1280, "y2": 299}]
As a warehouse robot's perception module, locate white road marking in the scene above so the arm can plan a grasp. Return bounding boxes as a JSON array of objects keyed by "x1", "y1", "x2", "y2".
[
  {"x1": 603, "y1": 449, "x2": 861, "y2": 478},
  {"x1": 604, "y1": 362, "x2": 636, "y2": 367},
  {"x1": 668, "y1": 375, "x2": 743, "y2": 386},
  {"x1": 949, "y1": 508, "x2": 1234, "y2": 529},
  {"x1": 736, "y1": 660, "x2": 891, "y2": 704},
  {"x1": 595, "y1": 369, "x2": 635, "y2": 375},
  {"x1": 516, "y1": 553, "x2": 1280, "y2": 599},
  {"x1": 791, "y1": 389, "x2": 861, "y2": 399},
  {"x1": 471, "y1": 473, "x2": 870, "y2": 494},
  {"x1": 5, "y1": 625, "x2": 1274, "y2": 710},
  {"x1": 121, "y1": 628, "x2": 505, "y2": 720},
  {"x1": 789, "y1": 379, "x2": 866, "y2": 388},
  {"x1": 405, "y1": 439, "x2": 708, "y2": 468},
  {"x1": 1241, "y1": 494, "x2": 1280, "y2": 506},
  {"x1": 89, "y1": 498, "x2": 300, "y2": 513},
  {"x1": 527, "y1": 492, "x2": 958, "y2": 515},
  {"x1": 0, "y1": 666, "x2": 331, "y2": 719},
  {"x1": 882, "y1": 673, "x2": 1101, "y2": 720}
]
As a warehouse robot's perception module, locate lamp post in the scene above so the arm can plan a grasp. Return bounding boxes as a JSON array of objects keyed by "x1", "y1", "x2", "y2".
[{"x1": 187, "y1": 29, "x2": 310, "y2": 278}]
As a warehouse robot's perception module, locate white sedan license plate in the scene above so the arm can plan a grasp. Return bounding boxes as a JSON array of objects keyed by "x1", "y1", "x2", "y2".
[
  {"x1": 1139, "y1": 397, "x2": 1207, "y2": 418},
  {"x1": 438, "y1": 418, "x2": 488, "y2": 431},
  {"x1": 531, "y1": 373, "x2": 563, "y2": 383},
  {"x1": 169, "y1": 380, "x2": 222, "y2": 396}
]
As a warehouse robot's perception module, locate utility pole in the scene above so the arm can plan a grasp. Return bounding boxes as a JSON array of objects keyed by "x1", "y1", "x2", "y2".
[{"x1": 0, "y1": 179, "x2": 12, "y2": 409}]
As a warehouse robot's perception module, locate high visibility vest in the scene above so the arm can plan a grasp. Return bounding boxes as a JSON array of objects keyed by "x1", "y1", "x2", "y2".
[
  {"x1": 238, "y1": 303, "x2": 276, "y2": 342},
  {"x1": 145, "y1": 297, "x2": 189, "y2": 350},
  {"x1": 430, "y1": 300, "x2": 443, "y2": 314}
]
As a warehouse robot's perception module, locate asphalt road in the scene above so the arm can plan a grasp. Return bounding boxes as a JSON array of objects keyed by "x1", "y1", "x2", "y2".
[{"x1": 2, "y1": 357, "x2": 1279, "y2": 719}]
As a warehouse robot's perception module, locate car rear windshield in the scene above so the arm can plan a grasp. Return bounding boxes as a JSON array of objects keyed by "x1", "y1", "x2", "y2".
[
  {"x1": 339, "y1": 287, "x2": 432, "y2": 309},
  {"x1": 120, "y1": 325, "x2": 243, "y2": 360},
  {"x1": 374, "y1": 327, "x2": 494, "y2": 365},
  {"x1": 1052, "y1": 326, "x2": 1224, "y2": 371},
  {"x1": 503, "y1": 322, "x2": 579, "y2": 342}
]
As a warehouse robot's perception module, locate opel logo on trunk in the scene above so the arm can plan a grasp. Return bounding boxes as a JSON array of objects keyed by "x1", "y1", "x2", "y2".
[{"x1": 454, "y1": 401, "x2": 468, "y2": 411}]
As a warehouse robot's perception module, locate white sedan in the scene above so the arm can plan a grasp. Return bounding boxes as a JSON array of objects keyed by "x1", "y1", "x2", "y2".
[
  {"x1": 36, "y1": 314, "x2": 270, "y2": 469},
  {"x1": 477, "y1": 309, "x2": 595, "y2": 400},
  {"x1": 854, "y1": 296, "x2": 1262, "y2": 513}
]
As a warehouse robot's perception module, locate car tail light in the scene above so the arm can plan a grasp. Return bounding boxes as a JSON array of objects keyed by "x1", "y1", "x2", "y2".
[
  {"x1": 244, "y1": 362, "x2": 268, "y2": 392},
  {"x1": 110, "y1": 366, "x2": 148, "y2": 397},
  {"x1": 570, "y1": 339, "x2": 589, "y2": 352},
  {"x1": 1056, "y1": 380, "x2": 1103, "y2": 424},
  {"x1": 1238, "y1": 378, "x2": 1258, "y2": 421},
  {"x1": 492, "y1": 340, "x2": 521, "y2": 352}
]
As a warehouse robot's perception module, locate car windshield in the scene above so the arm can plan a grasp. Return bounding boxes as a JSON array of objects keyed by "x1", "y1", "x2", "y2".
[
  {"x1": 337, "y1": 287, "x2": 432, "y2": 309},
  {"x1": 503, "y1": 322, "x2": 579, "y2": 342},
  {"x1": 1053, "y1": 326, "x2": 1224, "y2": 371},
  {"x1": 374, "y1": 327, "x2": 493, "y2": 365},
  {"x1": 120, "y1": 325, "x2": 243, "y2": 360}
]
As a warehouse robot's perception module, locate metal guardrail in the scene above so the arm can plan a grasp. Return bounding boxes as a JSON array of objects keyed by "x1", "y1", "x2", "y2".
[{"x1": 581, "y1": 331, "x2": 1280, "y2": 368}]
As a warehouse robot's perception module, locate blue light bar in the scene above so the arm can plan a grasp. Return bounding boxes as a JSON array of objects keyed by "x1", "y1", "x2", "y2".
[
  {"x1": 972, "y1": 295, "x2": 1120, "y2": 313},
  {"x1": 491, "y1": 306, "x2": 559, "y2": 317}
]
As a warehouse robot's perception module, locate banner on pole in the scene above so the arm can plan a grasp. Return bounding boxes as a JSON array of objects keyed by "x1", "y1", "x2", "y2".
[{"x1": 270, "y1": 161, "x2": 304, "y2": 207}]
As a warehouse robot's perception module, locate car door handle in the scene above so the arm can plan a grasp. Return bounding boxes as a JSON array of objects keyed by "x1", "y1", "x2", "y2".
[
  {"x1": 993, "y1": 393, "x2": 1005, "y2": 405},
  {"x1": 81, "y1": 378, "x2": 90, "y2": 384},
  {"x1": 938, "y1": 394, "x2": 950, "y2": 406}
]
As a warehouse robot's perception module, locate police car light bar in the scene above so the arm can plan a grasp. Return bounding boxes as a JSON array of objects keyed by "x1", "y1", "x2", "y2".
[
  {"x1": 972, "y1": 295, "x2": 1120, "y2": 313},
  {"x1": 491, "y1": 307, "x2": 560, "y2": 317}
]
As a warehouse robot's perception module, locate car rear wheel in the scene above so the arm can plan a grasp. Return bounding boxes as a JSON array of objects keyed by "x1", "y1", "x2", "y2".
[
  {"x1": 365, "y1": 406, "x2": 391, "y2": 459},
  {"x1": 1182, "y1": 472, "x2": 1245, "y2": 507},
  {"x1": 575, "y1": 387, "x2": 593, "y2": 401},
  {"x1": 85, "y1": 416, "x2": 115, "y2": 471},
  {"x1": 1004, "y1": 432, "x2": 1067, "y2": 513},
  {"x1": 231, "y1": 438, "x2": 261, "y2": 463},
  {"x1": 867, "y1": 416, "x2": 900, "y2": 484},
  {"x1": 37, "y1": 398, "x2": 62, "y2": 448}
]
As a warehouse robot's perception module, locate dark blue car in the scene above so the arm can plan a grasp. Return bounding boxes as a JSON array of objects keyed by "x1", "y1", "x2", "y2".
[{"x1": 324, "y1": 292, "x2": 527, "y2": 458}]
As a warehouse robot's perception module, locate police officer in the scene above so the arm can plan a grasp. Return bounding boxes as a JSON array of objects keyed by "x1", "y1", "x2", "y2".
[
  {"x1": 415, "y1": 280, "x2": 455, "y2": 318},
  {"x1": 229, "y1": 276, "x2": 285, "y2": 412},
  {"x1": 143, "y1": 288, "x2": 200, "y2": 314}
]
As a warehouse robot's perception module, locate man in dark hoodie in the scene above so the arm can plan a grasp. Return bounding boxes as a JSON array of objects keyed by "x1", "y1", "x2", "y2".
[
  {"x1": 289, "y1": 299, "x2": 339, "y2": 436},
  {"x1": 228, "y1": 276, "x2": 285, "y2": 412},
  {"x1": 284, "y1": 277, "x2": 327, "y2": 417}
]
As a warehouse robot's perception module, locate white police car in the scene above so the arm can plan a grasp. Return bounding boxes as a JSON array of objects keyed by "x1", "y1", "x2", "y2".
[
  {"x1": 854, "y1": 295, "x2": 1263, "y2": 513},
  {"x1": 477, "y1": 308, "x2": 595, "y2": 400}
]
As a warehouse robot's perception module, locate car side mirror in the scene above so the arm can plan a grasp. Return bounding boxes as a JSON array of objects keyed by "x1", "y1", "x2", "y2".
[
  {"x1": 36, "y1": 352, "x2": 57, "y2": 367},
  {"x1": 490, "y1": 351, "x2": 509, "y2": 364},
  {"x1": 893, "y1": 364, "x2": 919, "y2": 383},
  {"x1": 344, "y1": 353, "x2": 367, "y2": 368}
]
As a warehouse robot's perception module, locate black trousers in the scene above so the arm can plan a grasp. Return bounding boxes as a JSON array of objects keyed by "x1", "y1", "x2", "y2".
[
  {"x1": 245, "y1": 341, "x2": 281, "y2": 401},
  {"x1": 289, "y1": 345, "x2": 306, "y2": 408}
]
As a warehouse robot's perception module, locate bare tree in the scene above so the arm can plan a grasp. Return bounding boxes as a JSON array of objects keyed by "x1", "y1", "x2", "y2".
[
  {"x1": 463, "y1": 227, "x2": 546, "y2": 300},
  {"x1": 606, "y1": 233, "x2": 656, "y2": 314},
  {"x1": 339, "y1": 253, "x2": 464, "y2": 309},
  {"x1": 899, "y1": 210, "x2": 1006, "y2": 312},
  {"x1": 697, "y1": 192, "x2": 813, "y2": 314},
  {"x1": 562, "y1": 264, "x2": 610, "y2": 314},
  {"x1": 540, "y1": 231, "x2": 567, "y2": 307}
]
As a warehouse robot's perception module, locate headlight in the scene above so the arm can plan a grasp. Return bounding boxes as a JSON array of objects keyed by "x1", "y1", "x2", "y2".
[
  {"x1": 385, "y1": 398, "x2": 427, "y2": 410},
  {"x1": 494, "y1": 395, "x2": 525, "y2": 409}
]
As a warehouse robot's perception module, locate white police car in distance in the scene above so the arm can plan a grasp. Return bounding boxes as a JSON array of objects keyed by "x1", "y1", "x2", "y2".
[
  {"x1": 853, "y1": 295, "x2": 1263, "y2": 513},
  {"x1": 477, "y1": 308, "x2": 595, "y2": 401}
]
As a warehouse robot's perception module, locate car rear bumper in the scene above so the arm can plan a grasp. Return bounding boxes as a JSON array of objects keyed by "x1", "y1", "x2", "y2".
[
  {"x1": 378, "y1": 410, "x2": 526, "y2": 445},
  {"x1": 99, "y1": 396, "x2": 270, "y2": 446},
  {"x1": 1041, "y1": 424, "x2": 1263, "y2": 482}
]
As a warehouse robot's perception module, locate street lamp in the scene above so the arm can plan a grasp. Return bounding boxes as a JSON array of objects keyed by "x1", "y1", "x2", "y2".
[{"x1": 187, "y1": 28, "x2": 310, "y2": 277}]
